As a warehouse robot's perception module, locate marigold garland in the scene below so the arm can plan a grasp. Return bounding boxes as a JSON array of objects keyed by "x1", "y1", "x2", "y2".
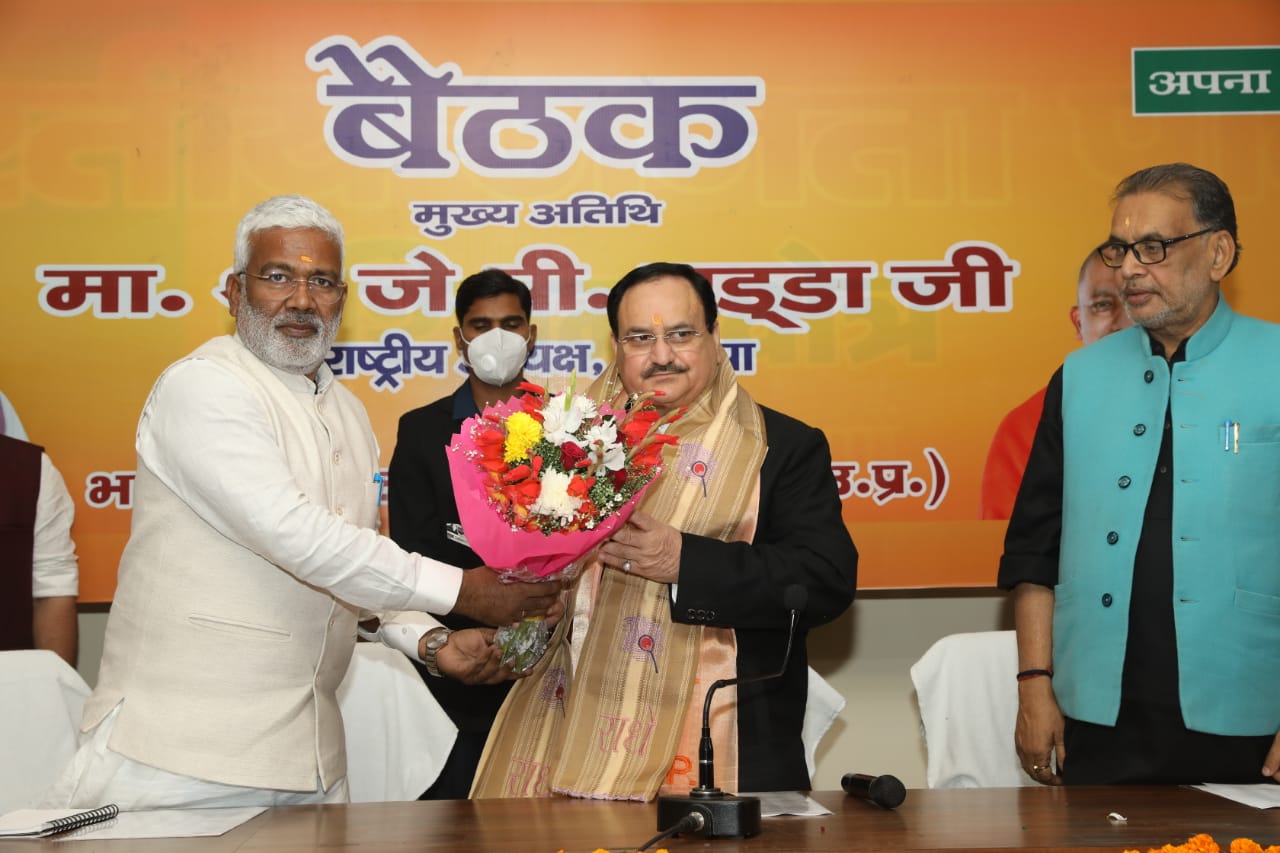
[
  {"x1": 1123, "y1": 833, "x2": 1280, "y2": 853},
  {"x1": 556, "y1": 849, "x2": 669, "y2": 853}
]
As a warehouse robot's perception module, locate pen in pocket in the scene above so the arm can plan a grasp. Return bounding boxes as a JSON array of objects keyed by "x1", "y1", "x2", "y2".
[{"x1": 1223, "y1": 420, "x2": 1240, "y2": 454}]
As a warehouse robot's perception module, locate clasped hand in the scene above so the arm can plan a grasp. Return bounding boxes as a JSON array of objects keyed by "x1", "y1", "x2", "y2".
[
  {"x1": 435, "y1": 572, "x2": 568, "y2": 684},
  {"x1": 453, "y1": 566, "x2": 564, "y2": 625},
  {"x1": 597, "y1": 510, "x2": 682, "y2": 583}
]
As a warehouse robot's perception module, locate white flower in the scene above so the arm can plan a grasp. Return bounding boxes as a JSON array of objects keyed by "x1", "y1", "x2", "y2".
[
  {"x1": 541, "y1": 393, "x2": 597, "y2": 444},
  {"x1": 530, "y1": 469, "x2": 582, "y2": 524},
  {"x1": 584, "y1": 420, "x2": 618, "y2": 446},
  {"x1": 584, "y1": 422, "x2": 626, "y2": 475}
]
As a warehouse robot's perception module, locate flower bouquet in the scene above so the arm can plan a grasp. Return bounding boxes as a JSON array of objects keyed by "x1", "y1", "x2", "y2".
[{"x1": 447, "y1": 379, "x2": 681, "y2": 672}]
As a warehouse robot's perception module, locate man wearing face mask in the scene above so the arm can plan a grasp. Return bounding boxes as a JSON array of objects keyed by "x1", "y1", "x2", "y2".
[{"x1": 389, "y1": 268, "x2": 537, "y2": 798}]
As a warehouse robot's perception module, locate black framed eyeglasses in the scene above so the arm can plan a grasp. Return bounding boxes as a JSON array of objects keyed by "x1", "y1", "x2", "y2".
[
  {"x1": 238, "y1": 271, "x2": 347, "y2": 303},
  {"x1": 1095, "y1": 228, "x2": 1213, "y2": 268},
  {"x1": 616, "y1": 329, "x2": 704, "y2": 353}
]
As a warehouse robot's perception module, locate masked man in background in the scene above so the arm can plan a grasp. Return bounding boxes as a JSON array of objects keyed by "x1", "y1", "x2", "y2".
[{"x1": 389, "y1": 268, "x2": 538, "y2": 798}]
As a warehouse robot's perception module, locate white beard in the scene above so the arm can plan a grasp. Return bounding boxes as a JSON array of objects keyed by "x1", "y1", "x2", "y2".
[{"x1": 236, "y1": 299, "x2": 341, "y2": 376}]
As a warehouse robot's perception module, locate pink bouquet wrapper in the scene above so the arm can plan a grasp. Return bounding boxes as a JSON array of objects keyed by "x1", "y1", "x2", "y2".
[{"x1": 446, "y1": 401, "x2": 658, "y2": 582}]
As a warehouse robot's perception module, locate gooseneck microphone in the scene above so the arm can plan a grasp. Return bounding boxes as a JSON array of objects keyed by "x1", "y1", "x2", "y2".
[
  {"x1": 842, "y1": 772, "x2": 906, "y2": 809},
  {"x1": 655, "y1": 584, "x2": 808, "y2": 839}
]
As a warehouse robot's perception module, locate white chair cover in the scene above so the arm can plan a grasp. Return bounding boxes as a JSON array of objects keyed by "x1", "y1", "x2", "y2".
[
  {"x1": 0, "y1": 649, "x2": 90, "y2": 811},
  {"x1": 802, "y1": 666, "x2": 845, "y2": 781},
  {"x1": 909, "y1": 630, "x2": 1034, "y2": 788},
  {"x1": 336, "y1": 642, "x2": 458, "y2": 802}
]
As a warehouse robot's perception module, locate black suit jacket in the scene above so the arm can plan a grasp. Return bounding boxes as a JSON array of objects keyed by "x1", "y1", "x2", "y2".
[
  {"x1": 0, "y1": 434, "x2": 40, "y2": 651},
  {"x1": 675, "y1": 405, "x2": 858, "y2": 792},
  {"x1": 388, "y1": 384, "x2": 513, "y2": 732},
  {"x1": 391, "y1": 390, "x2": 857, "y2": 786}
]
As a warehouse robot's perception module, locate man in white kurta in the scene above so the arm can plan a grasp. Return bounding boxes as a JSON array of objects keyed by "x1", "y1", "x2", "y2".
[{"x1": 48, "y1": 195, "x2": 559, "y2": 810}]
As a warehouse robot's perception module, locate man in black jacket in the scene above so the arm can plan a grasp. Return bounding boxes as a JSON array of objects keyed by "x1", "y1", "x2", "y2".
[
  {"x1": 389, "y1": 268, "x2": 537, "y2": 798},
  {"x1": 470, "y1": 262, "x2": 858, "y2": 799}
]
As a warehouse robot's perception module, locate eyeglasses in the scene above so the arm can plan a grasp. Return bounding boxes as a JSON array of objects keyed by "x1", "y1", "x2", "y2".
[
  {"x1": 1095, "y1": 228, "x2": 1213, "y2": 268},
  {"x1": 616, "y1": 329, "x2": 704, "y2": 353},
  {"x1": 239, "y1": 271, "x2": 347, "y2": 303}
]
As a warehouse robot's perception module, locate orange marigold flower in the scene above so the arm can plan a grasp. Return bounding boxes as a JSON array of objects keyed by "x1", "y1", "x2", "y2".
[
  {"x1": 1130, "y1": 835, "x2": 1280, "y2": 853},
  {"x1": 1183, "y1": 833, "x2": 1220, "y2": 853}
]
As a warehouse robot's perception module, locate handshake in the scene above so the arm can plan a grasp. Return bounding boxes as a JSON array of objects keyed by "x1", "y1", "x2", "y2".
[{"x1": 366, "y1": 567, "x2": 566, "y2": 687}]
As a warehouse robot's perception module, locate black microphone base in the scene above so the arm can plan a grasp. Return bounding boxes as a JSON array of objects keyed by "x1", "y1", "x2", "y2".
[{"x1": 656, "y1": 792, "x2": 761, "y2": 838}]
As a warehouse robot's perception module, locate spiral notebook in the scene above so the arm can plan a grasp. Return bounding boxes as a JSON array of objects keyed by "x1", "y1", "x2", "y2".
[{"x1": 0, "y1": 804, "x2": 120, "y2": 837}]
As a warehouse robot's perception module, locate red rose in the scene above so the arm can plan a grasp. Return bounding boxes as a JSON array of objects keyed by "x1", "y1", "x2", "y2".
[{"x1": 560, "y1": 441, "x2": 587, "y2": 469}]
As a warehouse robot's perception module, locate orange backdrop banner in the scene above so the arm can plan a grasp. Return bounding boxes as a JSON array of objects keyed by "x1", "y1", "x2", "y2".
[{"x1": 2, "y1": 2, "x2": 1278, "y2": 599}]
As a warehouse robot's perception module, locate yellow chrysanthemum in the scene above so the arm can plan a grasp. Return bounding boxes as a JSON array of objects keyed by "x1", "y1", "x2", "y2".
[{"x1": 503, "y1": 411, "x2": 542, "y2": 462}]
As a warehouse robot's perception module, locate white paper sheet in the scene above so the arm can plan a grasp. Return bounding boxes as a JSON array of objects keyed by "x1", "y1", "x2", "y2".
[
  {"x1": 753, "y1": 791, "x2": 832, "y2": 817},
  {"x1": 1193, "y1": 783, "x2": 1280, "y2": 809},
  {"x1": 61, "y1": 806, "x2": 266, "y2": 840}
]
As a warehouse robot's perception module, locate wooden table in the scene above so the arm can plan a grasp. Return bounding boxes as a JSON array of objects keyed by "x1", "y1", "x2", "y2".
[{"x1": 4, "y1": 786, "x2": 1278, "y2": 852}]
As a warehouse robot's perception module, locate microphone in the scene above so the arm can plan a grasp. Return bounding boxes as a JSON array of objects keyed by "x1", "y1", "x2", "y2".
[
  {"x1": 842, "y1": 772, "x2": 906, "y2": 809},
  {"x1": 655, "y1": 584, "x2": 808, "y2": 839}
]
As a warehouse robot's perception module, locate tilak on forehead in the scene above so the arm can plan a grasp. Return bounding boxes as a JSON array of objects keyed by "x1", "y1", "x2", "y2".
[
  {"x1": 300, "y1": 255, "x2": 313, "y2": 263},
  {"x1": 652, "y1": 313, "x2": 663, "y2": 326}
]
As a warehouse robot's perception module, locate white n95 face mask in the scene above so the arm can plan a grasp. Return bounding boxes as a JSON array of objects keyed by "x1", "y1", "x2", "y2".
[{"x1": 462, "y1": 327, "x2": 530, "y2": 386}]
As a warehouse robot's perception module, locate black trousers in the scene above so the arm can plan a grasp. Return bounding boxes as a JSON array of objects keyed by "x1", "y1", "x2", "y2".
[
  {"x1": 419, "y1": 731, "x2": 489, "y2": 800},
  {"x1": 1062, "y1": 700, "x2": 1275, "y2": 785}
]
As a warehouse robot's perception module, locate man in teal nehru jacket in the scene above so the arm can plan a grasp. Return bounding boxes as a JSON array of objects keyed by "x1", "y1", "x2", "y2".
[{"x1": 999, "y1": 163, "x2": 1280, "y2": 785}]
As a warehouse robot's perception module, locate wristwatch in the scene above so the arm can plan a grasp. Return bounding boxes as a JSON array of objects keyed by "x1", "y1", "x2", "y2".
[{"x1": 421, "y1": 627, "x2": 452, "y2": 678}]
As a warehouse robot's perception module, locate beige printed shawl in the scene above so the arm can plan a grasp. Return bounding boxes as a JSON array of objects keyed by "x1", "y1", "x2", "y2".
[{"x1": 470, "y1": 361, "x2": 766, "y2": 801}]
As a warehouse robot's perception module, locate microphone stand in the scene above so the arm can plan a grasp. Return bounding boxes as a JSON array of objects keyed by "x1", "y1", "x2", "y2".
[{"x1": 655, "y1": 593, "x2": 804, "y2": 839}]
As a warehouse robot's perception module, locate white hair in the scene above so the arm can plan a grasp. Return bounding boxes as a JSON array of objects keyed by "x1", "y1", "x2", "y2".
[{"x1": 232, "y1": 195, "x2": 344, "y2": 273}]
